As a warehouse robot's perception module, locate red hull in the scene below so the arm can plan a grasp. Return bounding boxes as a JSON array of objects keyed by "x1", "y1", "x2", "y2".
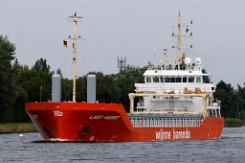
[{"x1": 25, "y1": 102, "x2": 224, "y2": 142}]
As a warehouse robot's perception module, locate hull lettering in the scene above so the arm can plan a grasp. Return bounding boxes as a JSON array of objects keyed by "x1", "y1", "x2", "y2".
[{"x1": 89, "y1": 115, "x2": 120, "y2": 120}]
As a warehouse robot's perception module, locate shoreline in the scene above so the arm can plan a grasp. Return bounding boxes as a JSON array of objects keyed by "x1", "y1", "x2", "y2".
[
  {"x1": 0, "y1": 123, "x2": 37, "y2": 134},
  {"x1": 224, "y1": 118, "x2": 245, "y2": 127}
]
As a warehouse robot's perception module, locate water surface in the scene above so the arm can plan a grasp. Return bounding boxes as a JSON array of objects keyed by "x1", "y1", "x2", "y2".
[{"x1": 1, "y1": 127, "x2": 245, "y2": 162}]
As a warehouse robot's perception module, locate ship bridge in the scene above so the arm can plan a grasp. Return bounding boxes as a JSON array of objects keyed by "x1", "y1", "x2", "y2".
[{"x1": 135, "y1": 68, "x2": 215, "y2": 95}]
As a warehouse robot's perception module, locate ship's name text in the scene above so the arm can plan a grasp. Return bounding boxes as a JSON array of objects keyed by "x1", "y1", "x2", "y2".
[
  {"x1": 89, "y1": 115, "x2": 120, "y2": 120},
  {"x1": 173, "y1": 129, "x2": 190, "y2": 140},
  {"x1": 156, "y1": 130, "x2": 171, "y2": 140},
  {"x1": 156, "y1": 129, "x2": 191, "y2": 140}
]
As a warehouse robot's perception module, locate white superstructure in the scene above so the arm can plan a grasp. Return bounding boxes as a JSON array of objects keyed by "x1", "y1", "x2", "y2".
[
  {"x1": 134, "y1": 60, "x2": 215, "y2": 113},
  {"x1": 130, "y1": 13, "x2": 220, "y2": 117}
]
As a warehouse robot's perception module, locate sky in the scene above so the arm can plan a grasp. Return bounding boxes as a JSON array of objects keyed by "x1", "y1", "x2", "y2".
[{"x1": 1, "y1": 0, "x2": 245, "y2": 87}]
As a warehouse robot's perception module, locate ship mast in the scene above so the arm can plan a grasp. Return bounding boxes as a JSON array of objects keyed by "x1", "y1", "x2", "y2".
[
  {"x1": 68, "y1": 13, "x2": 82, "y2": 102},
  {"x1": 172, "y1": 12, "x2": 193, "y2": 70},
  {"x1": 177, "y1": 12, "x2": 182, "y2": 70}
]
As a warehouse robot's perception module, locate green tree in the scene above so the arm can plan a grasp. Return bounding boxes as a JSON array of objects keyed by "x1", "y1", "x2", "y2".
[
  {"x1": 237, "y1": 83, "x2": 245, "y2": 119},
  {"x1": 214, "y1": 80, "x2": 239, "y2": 118},
  {"x1": 17, "y1": 59, "x2": 52, "y2": 103},
  {"x1": 0, "y1": 36, "x2": 16, "y2": 122},
  {"x1": 93, "y1": 72, "x2": 120, "y2": 103},
  {"x1": 32, "y1": 58, "x2": 51, "y2": 74},
  {"x1": 76, "y1": 76, "x2": 86, "y2": 102},
  {"x1": 11, "y1": 59, "x2": 29, "y2": 122},
  {"x1": 61, "y1": 78, "x2": 72, "y2": 101},
  {"x1": 115, "y1": 65, "x2": 146, "y2": 112}
]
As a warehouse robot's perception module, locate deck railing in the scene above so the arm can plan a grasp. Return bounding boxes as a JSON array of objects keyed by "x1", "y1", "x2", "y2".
[{"x1": 130, "y1": 117, "x2": 203, "y2": 128}]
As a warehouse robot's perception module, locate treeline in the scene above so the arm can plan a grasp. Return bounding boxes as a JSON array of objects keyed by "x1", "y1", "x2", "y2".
[
  {"x1": 1, "y1": 36, "x2": 245, "y2": 123},
  {"x1": 214, "y1": 81, "x2": 245, "y2": 120}
]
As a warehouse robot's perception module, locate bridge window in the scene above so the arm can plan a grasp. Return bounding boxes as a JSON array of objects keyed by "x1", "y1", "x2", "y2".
[
  {"x1": 203, "y1": 76, "x2": 210, "y2": 83},
  {"x1": 163, "y1": 76, "x2": 183, "y2": 83},
  {"x1": 188, "y1": 77, "x2": 194, "y2": 83},
  {"x1": 160, "y1": 76, "x2": 164, "y2": 83},
  {"x1": 153, "y1": 76, "x2": 159, "y2": 83},
  {"x1": 183, "y1": 77, "x2": 187, "y2": 83},
  {"x1": 176, "y1": 77, "x2": 181, "y2": 82},
  {"x1": 196, "y1": 77, "x2": 201, "y2": 83},
  {"x1": 146, "y1": 77, "x2": 151, "y2": 83},
  {"x1": 170, "y1": 77, "x2": 175, "y2": 82}
]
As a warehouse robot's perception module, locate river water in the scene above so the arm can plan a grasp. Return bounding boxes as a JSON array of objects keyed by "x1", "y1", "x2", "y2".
[{"x1": 0, "y1": 127, "x2": 245, "y2": 163}]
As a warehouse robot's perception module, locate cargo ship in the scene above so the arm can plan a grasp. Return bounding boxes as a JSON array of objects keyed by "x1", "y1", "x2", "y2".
[{"x1": 25, "y1": 13, "x2": 224, "y2": 142}]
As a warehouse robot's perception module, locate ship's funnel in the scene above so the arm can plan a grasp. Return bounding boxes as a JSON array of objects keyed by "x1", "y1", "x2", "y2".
[
  {"x1": 87, "y1": 74, "x2": 96, "y2": 103},
  {"x1": 52, "y1": 73, "x2": 61, "y2": 102}
]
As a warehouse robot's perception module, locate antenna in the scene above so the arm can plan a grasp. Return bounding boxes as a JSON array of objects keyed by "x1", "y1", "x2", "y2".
[
  {"x1": 153, "y1": 30, "x2": 157, "y2": 67},
  {"x1": 117, "y1": 57, "x2": 127, "y2": 70},
  {"x1": 67, "y1": 13, "x2": 82, "y2": 102},
  {"x1": 163, "y1": 49, "x2": 167, "y2": 69},
  {"x1": 189, "y1": 20, "x2": 193, "y2": 60},
  {"x1": 171, "y1": 13, "x2": 193, "y2": 70}
]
